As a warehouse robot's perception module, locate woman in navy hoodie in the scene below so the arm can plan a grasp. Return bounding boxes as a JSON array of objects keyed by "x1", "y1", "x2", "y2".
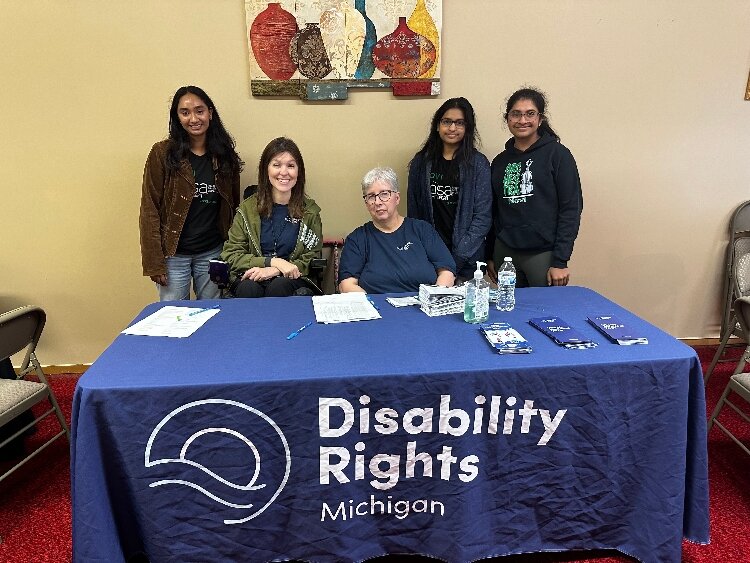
[
  {"x1": 407, "y1": 97, "x2": 492, "y2": 282},
  {"x1": 490, "y1": 88, "x2": 582, "y2": 287}
]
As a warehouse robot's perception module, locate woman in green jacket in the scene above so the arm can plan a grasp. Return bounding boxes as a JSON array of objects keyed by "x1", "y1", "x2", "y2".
[{"x1": 221, "y1": 137, "x2": 323, "y2": 297}]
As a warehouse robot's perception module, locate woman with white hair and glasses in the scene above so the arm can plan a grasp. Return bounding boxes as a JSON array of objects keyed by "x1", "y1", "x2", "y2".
[{"x1": 338, "y1": 167, "x2": 456, "y2": 294}]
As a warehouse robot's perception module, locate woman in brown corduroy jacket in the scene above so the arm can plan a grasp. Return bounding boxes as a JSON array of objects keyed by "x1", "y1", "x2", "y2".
[{"x1": 139, "y1": 85, "x2": 243, "y2": 301}]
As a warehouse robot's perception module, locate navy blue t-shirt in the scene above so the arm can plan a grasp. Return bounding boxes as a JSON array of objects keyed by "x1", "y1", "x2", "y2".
[
  {"x1": 338, "y1": 217, "x2": 456, "y2": 293},
  {"x1": 260, "y1": 204, "x2": 300, "y2": 259}
]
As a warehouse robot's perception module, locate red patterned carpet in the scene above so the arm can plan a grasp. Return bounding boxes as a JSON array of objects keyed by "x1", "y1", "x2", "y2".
[
  {"x1": 0, "y1": 374, "x2": 75, "y2": 562},
  {"x1": 0, "y1": 346, "x2": 749, "y2": 562}
]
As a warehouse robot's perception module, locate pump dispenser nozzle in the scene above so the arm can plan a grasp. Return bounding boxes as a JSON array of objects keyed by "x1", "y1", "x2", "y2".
[{"x1": 474, "y1": 261, "x2": 487, "y2": 280}]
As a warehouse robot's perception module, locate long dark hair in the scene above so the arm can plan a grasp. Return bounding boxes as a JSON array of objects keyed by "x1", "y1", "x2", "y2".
[
  {"x1": 504, "y1": 87, "x2": 560, "y2": 141},
  {"x1": 256, "y1": 137, "x2": 307, "y2": 219},
  {"x1": 416, "y1": 97, "x2": 481, "y2": 168},
  {"x1": 166, "y1": 85, "x2": 244, "y2": 175}
]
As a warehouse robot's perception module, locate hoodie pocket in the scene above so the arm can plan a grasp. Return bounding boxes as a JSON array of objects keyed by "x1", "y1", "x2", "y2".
[{"x1": 500, "y1": 224, "x2": 553, "y2": 250}]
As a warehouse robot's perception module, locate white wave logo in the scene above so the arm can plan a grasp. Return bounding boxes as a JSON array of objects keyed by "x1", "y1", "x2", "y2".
[
  {"x1": 397, "y1": 241, "x2": 413, "y2": 251},
  {"x1": 145, "y1": 399, "x2": 291, "y2": 525}
]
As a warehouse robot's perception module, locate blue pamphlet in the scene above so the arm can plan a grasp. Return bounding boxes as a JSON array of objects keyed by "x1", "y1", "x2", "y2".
[
  {"x1": 528, "y1": 317, "x2": 598, "y2": 349},
  {"x1": 587, "y1": 315, "x2": 648, "y2": 345},
  {"x1": 479, "y1": 322, "x2": 532, "y2": 354}
]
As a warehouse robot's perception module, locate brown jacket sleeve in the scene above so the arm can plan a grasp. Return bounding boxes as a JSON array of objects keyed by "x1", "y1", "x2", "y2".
[{"x1": 139, "y1": 143, "x2": 167, "y2": 277}]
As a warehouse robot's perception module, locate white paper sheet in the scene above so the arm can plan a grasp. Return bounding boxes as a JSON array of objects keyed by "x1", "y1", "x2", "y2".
[
  {"x1": 121, "y1": 306, "x2": 220, "y2": 338},
  {"x1": 312, "y1": 293, "x2": 381, "y2": 324}
]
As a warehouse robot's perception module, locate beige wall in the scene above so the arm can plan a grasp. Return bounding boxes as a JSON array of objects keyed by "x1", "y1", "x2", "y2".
[{"x1": 2, "y1": 1, "x2": 749, "y2": 365}]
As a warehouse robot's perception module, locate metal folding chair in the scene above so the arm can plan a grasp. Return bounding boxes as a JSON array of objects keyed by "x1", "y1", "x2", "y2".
[
  {"x1": 708, "y1": 296, "x2": 750, "y2": 455},
  {"x1": 0, "y1": 306, "x2": 70, "y2": 483},
  {"x1": 704, "y1": 200, "x2": 750, "y2": 385}
]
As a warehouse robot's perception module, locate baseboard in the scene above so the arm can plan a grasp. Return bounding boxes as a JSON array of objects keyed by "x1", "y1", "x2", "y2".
[
  {"x1": 679, "y1": 337, "x2": 743, "y2": 347},
  {"x1": 41, "y1": 364, "x2": 90, "y2": 374}
]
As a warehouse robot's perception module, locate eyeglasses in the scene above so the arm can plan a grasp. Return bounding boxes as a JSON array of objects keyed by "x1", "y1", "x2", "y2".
[
  {"x1": 363, "y1": 190, "x2": 396, "y2": 205},
  {"x1": 508, "y1": 110, "x2": 540, "y2": 121},
  {"x1": 439, "y1": 118, "x2": 466, "y2": 129}
]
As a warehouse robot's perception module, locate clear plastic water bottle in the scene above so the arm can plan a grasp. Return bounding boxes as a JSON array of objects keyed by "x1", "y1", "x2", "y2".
[{"x1": 496, "y1": 257, "x2": 516, "y2": 311}]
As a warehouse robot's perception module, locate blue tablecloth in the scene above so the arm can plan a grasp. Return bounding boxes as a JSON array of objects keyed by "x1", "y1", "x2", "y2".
[{"x1": 71, "y1": 287, "x2": 709, "y2": 562}]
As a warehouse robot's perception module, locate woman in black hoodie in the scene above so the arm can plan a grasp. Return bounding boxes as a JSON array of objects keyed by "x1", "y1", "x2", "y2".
[{"x1": 490, "y1": 88, "x2": 582, "y2": 287}]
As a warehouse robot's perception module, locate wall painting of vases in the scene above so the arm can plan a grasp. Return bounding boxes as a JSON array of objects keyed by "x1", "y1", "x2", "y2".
[{"x1": 245, "y1": 0, "x2": 442, "y2": 100}]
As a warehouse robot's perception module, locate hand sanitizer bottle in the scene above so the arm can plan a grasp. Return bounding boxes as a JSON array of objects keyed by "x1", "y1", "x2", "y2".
[{"x1": 464, "y1": 261, "x2": 489, "y2": 323}]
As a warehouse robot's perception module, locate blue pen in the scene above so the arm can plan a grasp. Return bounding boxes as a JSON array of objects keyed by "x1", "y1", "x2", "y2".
[
  {"x1": 187, "y1": 304, "x2": 221, "y2": 317},
  {"x1": 366, "y1": 295, "x2": 379, "y2": 310},
  {"x1": 287, "y1": 321, "x2": 313, "y2": 340}
]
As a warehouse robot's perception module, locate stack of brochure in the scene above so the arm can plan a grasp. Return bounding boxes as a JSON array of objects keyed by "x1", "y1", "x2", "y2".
[
  {"x1": 385, "y1": 296, "x2": 421, "y2": 307},
  {"x1": 418, "y1": 284, "x2": 465, "y2": 317},
  {"x1": 528, "y1": 317, "x2": 598, "y2": 349},
  {"x1": 587, "y1": 315, "x2": 648, "y2": 345},
  {"x1": 479, "y1": 322, "x2": 532, "y2": 354}
]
